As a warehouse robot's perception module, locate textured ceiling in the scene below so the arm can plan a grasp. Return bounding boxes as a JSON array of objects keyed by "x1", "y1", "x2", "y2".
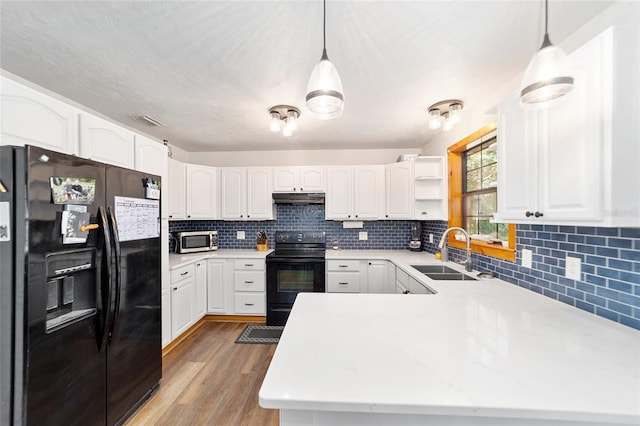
[{"x1": 0, "y1": 1, "x2": 614, "y2": 152}]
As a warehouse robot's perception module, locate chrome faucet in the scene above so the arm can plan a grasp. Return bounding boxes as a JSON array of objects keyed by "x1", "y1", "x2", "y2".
[{"x1": 438, "y1": 227, "x2": 473, "y2": 272}]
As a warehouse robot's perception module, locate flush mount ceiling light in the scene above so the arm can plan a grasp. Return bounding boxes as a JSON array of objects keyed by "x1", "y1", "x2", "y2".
[
  {"x1": 305, "y1": 0, "x2": 344, "y2": 120},
  {"x1": 269, "y1": 105, "x2": 301, "y2": 137},
  {"x1": 132, "y1": 115, "x2": 166, "y2": 127},
  {"x1": 520, "y1": 0, "x2": 574, "y2": 105},
  {"x1": 427, "y1": 100, "x2": 463, "y2": 132}
]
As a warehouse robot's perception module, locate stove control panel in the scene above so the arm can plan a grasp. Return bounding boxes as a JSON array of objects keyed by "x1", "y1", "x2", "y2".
[{"x1": 274, "y1": 231, "x2": 326, "y2": 244}]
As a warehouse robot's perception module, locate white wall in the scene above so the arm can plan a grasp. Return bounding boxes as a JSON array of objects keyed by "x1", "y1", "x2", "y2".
[
  {"x1": 421, "y1": 0, "x2": 639, "y2": 157},
  {"x1": 186, "y1": 148, "x2": 422, "y2": 167}
]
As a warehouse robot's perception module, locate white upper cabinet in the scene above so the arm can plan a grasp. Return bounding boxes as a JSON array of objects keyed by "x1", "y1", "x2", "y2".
[
  {"x1": 167, "y1": 158, "x2": 186, "y2": 220},
  {"x1": 185, "y1": 164, "x2": 217, "y2": 219},
  {"x1": 495, "y1": 25, "x2": 639, "y2": 226},
  {"x1": 413, "y1": 157, "x2": 447, "y2": 220},
  {"x1": 220, "y1": 167, "x2": 274, "y2": 220},
  {"x1": 246, "y1": 168, "x2": 275, "y2": 220},
  {"x1": 0, "y1": 76, "x2": 79, "y2": 154},
  {"x1": 326, "y1": 166, "x2": 383, "y2": 220},
  {"x1": 134, "y1": 135, "x2": 168, "y2": 176},
  {"x1": 79, "y1": 114, "x2": 135, "y2": 168},
  {"x1": 384, "y1": 161, "x2": 413, "y2": 219},
  {"x1": 273, "y1": 166, "x2": 325, "y2": 192}
]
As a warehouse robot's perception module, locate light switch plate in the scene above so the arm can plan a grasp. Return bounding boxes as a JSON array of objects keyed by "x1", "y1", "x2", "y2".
[
  {"x1": 522, "y1": 249, "x2": 533, "y2": 268},
  {"x1": 359, "y1": 231, "x2": 368, "y2": 241},
  {"x1": 429, "y1": 233, "x2": 434, "y2": 244},
  {"x1": 566, "y1": 256, "x2": 582, "y2": 280},
  {"x1": 237, "y1": 230, "x2": 245, "y2": 240}
]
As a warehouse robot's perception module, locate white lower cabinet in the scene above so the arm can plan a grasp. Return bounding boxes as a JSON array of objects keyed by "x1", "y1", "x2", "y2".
[
  {"x1": 366, "y1": 260, "x2": 390, "y2": 294},
  {"x1": 207, "y1": 259, "x2": 227, "y2": 314},
  {"x1": 326, "y1": 260, "x2": 360, "y2": 293},
  {"x1": 194, "y1": 260, "x2": 207, "y2": 320},
  {"x1": 170, "y1": 263, "x2": 195, "y2": 340},
  {"x1": 161, "y1": 289, "x2": 171, "y2": 348},
  {"x1": 232, "y1": 259, "x2": 266, "y2": 315}
]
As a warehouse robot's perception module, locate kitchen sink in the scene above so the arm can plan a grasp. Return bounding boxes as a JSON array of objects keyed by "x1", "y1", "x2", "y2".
[
  {"x1": 423, "y1": 272, "x2": 477, "y2": 281},
  {"x1": 410, "y1": 264, "x2": 477, "y2": 281},
  {"x1": 411, "y1": 264, "x2": 459, "y2": 274}
]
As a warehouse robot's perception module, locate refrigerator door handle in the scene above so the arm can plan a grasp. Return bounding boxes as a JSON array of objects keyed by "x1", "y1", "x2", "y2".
[
  {"x1": 106, "y1": 206, "x2": 122, "y2": 345},
  {"x1": 98, "y1": 206, "x2": 113, "y2": 352}
]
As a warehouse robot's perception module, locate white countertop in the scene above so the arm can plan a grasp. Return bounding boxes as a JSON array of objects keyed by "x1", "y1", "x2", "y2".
[
  {"x1": 169, "y1": 249, "x2": 273, "y2": 269},
  {"x1": 259, "y1": 250, "x2": 640, "y2": 425}
]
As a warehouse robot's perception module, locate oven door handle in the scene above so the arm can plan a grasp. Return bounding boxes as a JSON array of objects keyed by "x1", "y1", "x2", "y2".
[{"x1": 267, "y1": 258, "x2": 325, "y2": 264}]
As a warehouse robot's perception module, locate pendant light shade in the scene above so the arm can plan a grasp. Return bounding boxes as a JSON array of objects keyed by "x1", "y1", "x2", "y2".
[
  {"x1": 520, "y1": 0, "x2": 573, "y2": 105},
  {"x1": 306, "y1": 0, "x2": 344, "y2": 119}
]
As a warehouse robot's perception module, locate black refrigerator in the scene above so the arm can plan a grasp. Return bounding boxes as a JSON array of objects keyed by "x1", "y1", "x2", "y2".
[{"x1": 0, "y1": 145, "x2": 162, "y2": 425}]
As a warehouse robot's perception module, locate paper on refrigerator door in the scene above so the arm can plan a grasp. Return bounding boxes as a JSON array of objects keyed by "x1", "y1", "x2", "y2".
[
  {"x1": 114, "y1": 196, "x2": 160, "y2": 242},
  {"x1": 0, "y1": 202, "x2": 10, "y2": 241}
]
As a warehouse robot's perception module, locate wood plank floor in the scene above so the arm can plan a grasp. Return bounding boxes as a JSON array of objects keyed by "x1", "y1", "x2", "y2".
[{"x1": 125, "y1": 322, "x2": 279, "y2": 426}]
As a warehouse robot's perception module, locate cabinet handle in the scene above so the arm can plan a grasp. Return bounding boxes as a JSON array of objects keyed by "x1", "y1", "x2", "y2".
[
  {"x1": 187, "y1": 215, "x2": 191, "y2": 218},
  {"x1": 244, "y1": 263, "x2": 254, "y2": 267},
  {"x1": 338, "y1": 265, "x2": 348, "y2": 268},
  {"x1": 173, "y1": 287, "x2": 178, "y2": 291},
  {"x1": 240, "y1": 215, "x2": 243, "y2": 218},
  {"x1": 385, "y1": 214, "x2": 389, "y2": 218},
  {"x1": 181, "y1": 271, "x2": 188, "y2": 276},
  {"x1": 525, "y1": 211, "x2": 534, "y2": 217},
  {"x1": 300, "y1": 188, "x2": 303, "y2": 191},
  {"x1": 369, "y1": 262, "x2": 372, "y2": 265},
  {"x1": 247, "y1": 215, "x2": 250, "y2": 218},
  {"x1": 338, "y1": 282, "x2": 349, "y2": 285},
  {"x1": 534, "y1": 211, "x2": 544, "y2": 218},
  {"x1": 403, "y1": 290, "x2": 410, "y2": 294},
  {"x1": 355, "y1": 214, "x2": 358, "y2": 218},
  {"x1": 244, "y1": 281, "x2": 254, "y2": 284},
  {"x1": 244, "y1": 303, "x2": 255, "y2": 306}
]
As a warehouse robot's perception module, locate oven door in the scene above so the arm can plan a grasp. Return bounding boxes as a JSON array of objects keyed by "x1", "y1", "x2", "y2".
[
  {"x1": 266, "y1": 257, "x2": 325, "y2": 325},
  {"x1": 266, "y1": 258, "x2": 325, "y2": 305}
]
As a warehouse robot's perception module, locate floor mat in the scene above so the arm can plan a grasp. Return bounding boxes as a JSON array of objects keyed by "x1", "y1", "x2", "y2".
[{"x1": 235, "y1": 325, "x2": 284, "y2": 344}]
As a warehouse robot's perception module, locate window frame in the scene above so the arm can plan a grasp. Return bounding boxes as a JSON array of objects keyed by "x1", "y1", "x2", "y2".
[{"x1": 447, "y1": 123, "x2": 516, "y2": 262}]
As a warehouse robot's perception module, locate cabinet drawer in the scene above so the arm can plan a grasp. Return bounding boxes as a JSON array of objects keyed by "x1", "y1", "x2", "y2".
[
  {"x1": 170, "y1": 263, "x2": 195, "y2": 282},
  {"x1": 396, "y1": 268, "x2": 409, "y2": 286},
  {"x1": 234, "y1": 259, "x2": 264, "y2": 271},
  {"x1": 327, "y1": 259, "x2": 360, "y2": 272},
  {"x1": 327, "y1": 272, "x2": 360, "y2": 293},
  {"x1": 407, "y1": 276, "x2": 431, "y2": 294},
  {"x1": 234, "y1": 293, "x2": 266, "y2": 314},
  {"x1": 234, "y1": 271, "x2": 265, "y2": 292}
]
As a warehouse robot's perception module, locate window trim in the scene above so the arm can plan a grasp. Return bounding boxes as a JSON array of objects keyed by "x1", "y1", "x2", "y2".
[{"x1": 447, "y1": 122, "x2": 516, "y2": 262}]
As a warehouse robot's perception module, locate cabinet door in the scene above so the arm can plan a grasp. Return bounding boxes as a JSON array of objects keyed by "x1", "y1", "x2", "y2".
[
  {"x1": 194, "y1": 261, "x2": 207, "y2": 320},
  {"x1": 220, "y1": 168, "x2": 246, "y2": 219},
  {"x1": 353, "y1": 166, "x2": 383, "y2": 220},
  {"x1": 539, "y1": 33, "x2": 605, "y2": 222},
  {"x1": 134, "y1": 135, "x2": 167, "y2": 175},
  {"x1": 207, "y1": 260, "x2": 226, "y2": 314},
  {"x1": 185, "y1": 164, "x2": 217, "y2": 219},
  {"x1": 385, "y1": 162, "x2": 413, "y2": 219},
  {"x1": 326, "y1": 167, "x2": 353, "y2": 220},
  {"x1": 0, "y1": 76, "x2": 79, "y2": 154},
  {"x1": 495, "y1": 92, "x2": 539, "y2": 222},
  {"x1": 79, "y1": 114, "x2": 135, "y2": 168},
  {"x1": 367, "y1": 261, "x2": 388, "y2": 293},
  {"x1": 168, "y1": 158, "x2": 186, "y2": 219},
  {"x1": 161, "y1": 289, "x2": 171, "y2": 348},
  {"x1": 246, "y1": 167, "x2": 274, "y2": 220},
  {"x1": 273, "y1": 167, "x2": 298, "y2": 192},
  {"x1": 299, "y1": 167, "x2": 325, "y2": 192},
  {"x1": 171, "y1": 278, "x2": 194, "y2": 339}
]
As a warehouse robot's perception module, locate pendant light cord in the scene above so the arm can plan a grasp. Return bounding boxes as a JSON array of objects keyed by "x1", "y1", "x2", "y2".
[
  {"x1": 321, "y1": 0, "x2": 328, "y2": 60},
  {"x1": 541, "y1": 0, "x2": 552, "y2": 48}
]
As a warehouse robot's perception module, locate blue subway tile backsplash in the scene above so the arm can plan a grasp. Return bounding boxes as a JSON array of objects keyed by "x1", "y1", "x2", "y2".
[{"x1": 169, "y1": 207, "x2": 640, "y2": 330}]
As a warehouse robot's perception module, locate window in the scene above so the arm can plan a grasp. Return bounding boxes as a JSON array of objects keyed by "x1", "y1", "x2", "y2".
[
  {"x1": 447, "y1": 123, "x2": 516, "y2": 262},
  {"x1": 462, "y1": 137, "x2": 509, "y2": 240}
]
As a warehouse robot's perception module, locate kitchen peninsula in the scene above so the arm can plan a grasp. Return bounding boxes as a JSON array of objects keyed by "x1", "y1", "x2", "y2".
[{"x1": 259, "y1": 252, "x2": 640, "y2": 426}]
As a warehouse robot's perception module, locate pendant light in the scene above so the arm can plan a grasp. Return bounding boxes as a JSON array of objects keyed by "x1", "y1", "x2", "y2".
[
  {"x1": 520, "y1": 0, "x2": 574, "y2": 105},
  {"x1": 305, "y1": 0, "x2": 344, "y2": 119}
]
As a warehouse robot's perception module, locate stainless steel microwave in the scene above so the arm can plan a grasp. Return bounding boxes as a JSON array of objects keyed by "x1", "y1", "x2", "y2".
[{"x1": 176, "y1": 231, "x2": 219, "y2": 253}]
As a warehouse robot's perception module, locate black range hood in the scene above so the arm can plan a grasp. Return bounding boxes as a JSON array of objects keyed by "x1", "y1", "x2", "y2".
[{"x1": 272, "y1": 192, "x2": 325, "y2": 204}]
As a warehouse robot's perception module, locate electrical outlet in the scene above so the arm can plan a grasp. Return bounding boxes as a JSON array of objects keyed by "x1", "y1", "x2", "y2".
[
  {"x1": 522, "y1": 249, "x2": 533, "y2": 268},
  {"x1": 359, "y1": 231, "x2": 368, "y2": 241},
  {"x1": 566, "y1": 256, "x2": 582, "y2": 280},
  {"x1": 237, "y1": 230, "x2": 245, "y2": 240},
  {"x1": 429, "y1": 233, "x2": 434, "y2": 244}
]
